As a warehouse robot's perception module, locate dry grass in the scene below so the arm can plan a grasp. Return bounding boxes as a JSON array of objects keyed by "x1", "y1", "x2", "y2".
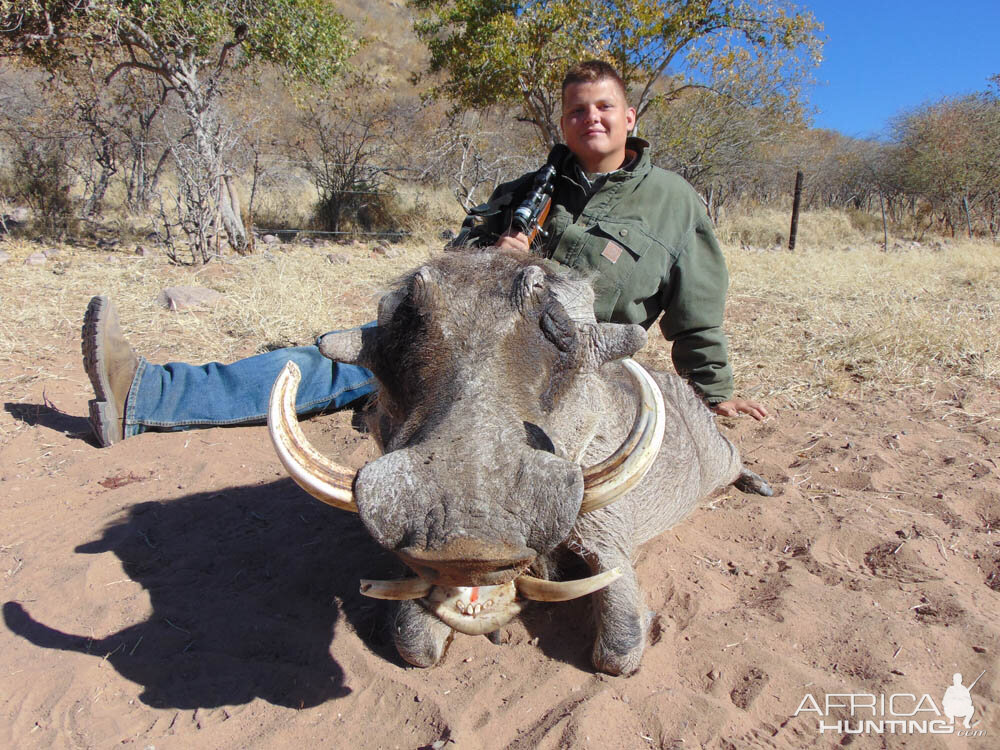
[
  {"x1": 716, "y1": 206, "x2": 889, "y2": 249},
  {"x1": 656, "y1": 239, "x2": 997, "y2": 409},
  {"x1": 2, "y1": 214, "x2": 998, "y2": 416}
]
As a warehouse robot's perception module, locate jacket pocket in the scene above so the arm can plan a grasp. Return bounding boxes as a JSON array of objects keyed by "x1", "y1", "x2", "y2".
[
  {"x1": 583, "y1": 220, "x2": 663, "y2": 322},
  {"x1": 591, "y1": 219, "x2": 653, "y2": 261}
]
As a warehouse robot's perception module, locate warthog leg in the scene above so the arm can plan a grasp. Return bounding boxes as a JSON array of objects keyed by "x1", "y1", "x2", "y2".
[
  {"x1": 393, "y1": 600, "x2": 453, "y2": 668},
  {"x1": 585, "y1": 551, "x2": 648, "y2": 677},
  {"x1": 734, "y1": 468, "x2": 773, "y2": 496}
]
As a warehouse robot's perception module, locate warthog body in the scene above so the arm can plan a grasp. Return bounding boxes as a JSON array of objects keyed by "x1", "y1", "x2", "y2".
[{"x1": 274, "y1": 248, "x2": 770, "y2": 675}]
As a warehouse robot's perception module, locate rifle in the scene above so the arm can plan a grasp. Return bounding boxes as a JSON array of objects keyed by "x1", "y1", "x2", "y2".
[
  {"x1": 968, "y1": 669, "x2": 987, "y2": 691},
  {"x1": 510, "y1": 144, "x2": 569, "y2": 246}
]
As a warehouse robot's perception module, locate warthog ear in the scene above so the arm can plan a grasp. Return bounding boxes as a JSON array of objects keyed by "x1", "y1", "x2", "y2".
[
  {"x1": 318, "y1": 325, "x2": 379, "y2": 365},
  {"x1": 514, "y1": 265, "x2": 547, "y2": 311},
  {"x1": 589, "y1": 323, "x2": 647, "y2": 366},
  {"x1": 377, "y1": 288, "x2": 406, "y2": 326},
  {"x1": 409, "y1": 265, "x2": 439, "y2": 308}
]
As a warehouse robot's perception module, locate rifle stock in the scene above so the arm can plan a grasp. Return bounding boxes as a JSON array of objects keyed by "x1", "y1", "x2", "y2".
[{"x1": 526, "y1": 195, "x2": 552, "y2": 245}]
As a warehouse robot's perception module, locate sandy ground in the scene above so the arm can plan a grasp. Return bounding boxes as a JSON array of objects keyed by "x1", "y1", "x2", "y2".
[{"x1": 2, "y1": 267, "x2": 999, "y2": 749}]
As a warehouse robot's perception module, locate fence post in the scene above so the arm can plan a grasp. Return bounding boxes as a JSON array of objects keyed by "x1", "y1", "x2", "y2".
[
  {"x1": 880, "y1": 192, "x2": 888, "y2": 251},
  {"x1": 788, "y1": 169, "x2": 803, "y2": 251}
]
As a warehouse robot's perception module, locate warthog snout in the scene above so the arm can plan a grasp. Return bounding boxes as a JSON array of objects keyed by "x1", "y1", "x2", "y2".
[{"x1": 397, "y1": 540, "x2": 536, "y2": 587}]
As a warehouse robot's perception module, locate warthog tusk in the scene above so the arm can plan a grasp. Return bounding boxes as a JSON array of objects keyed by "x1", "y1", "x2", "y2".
[
  {"x1": 515, "y1": 568, "x2": 622, "y2": 602},
  {"x1": 359, "y1": 577, "x2": 433, "y2": 600},
  {"x1": 268, "y1": 361, "x2": 359, "y2": 512},
  {"x1": 580, "y1": 358, "x2": 665, "y2": 513},
  {"x1": 390, "y1": 569, "x2": 623, "y2": 635}
]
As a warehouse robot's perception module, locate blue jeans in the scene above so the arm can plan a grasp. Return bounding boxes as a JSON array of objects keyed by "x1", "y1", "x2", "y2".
[{"x1": 122, "y1": 337, "x2": 376, "y2": 437}]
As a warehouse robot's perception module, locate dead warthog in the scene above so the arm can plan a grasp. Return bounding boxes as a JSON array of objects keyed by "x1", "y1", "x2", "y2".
[{"x1": 269, "y1": 248, "x2": 771, "y2": 675}]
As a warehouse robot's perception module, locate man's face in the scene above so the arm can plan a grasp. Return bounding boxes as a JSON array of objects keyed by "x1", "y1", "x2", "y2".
[{"x1": 560, "y1": 78, "x2": 636, "y2": 173}]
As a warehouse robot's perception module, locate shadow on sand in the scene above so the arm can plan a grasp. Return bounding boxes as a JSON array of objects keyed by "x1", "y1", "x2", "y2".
[
  {"x1": 5, "y1": 401, "x2": 93, "y2": 441},
  {"x1": 4, "y1": 478, "x2": 403, "y2": 709}
]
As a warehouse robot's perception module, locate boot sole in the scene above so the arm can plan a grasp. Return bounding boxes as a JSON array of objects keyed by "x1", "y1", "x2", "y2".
[{"x1": 82, "y1": 296, "x2": 124, "y2": 446}]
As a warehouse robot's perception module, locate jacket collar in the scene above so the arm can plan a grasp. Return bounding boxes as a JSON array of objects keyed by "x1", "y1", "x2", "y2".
[{"x1": 559, "y1": 136, "x2": 651, "y2": 183}]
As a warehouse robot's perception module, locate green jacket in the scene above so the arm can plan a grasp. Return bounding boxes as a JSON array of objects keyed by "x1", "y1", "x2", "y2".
[{"x1": 455, "y1": 138, "x2": 734, "y2": 403}]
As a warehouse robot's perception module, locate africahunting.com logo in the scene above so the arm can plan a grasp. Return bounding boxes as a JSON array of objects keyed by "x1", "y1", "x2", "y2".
[{"x1": 794, "y1": 670, "x2": 987, "y2": 737}]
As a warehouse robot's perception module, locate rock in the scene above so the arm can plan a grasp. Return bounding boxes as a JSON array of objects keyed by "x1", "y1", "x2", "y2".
[
  {"x1": 262, "y1": 234, "x2": 279, "y2": 245},
  {"x1": 42, "y1": 247, "x2": 60, "y2": 258},
  {"x1": 0, "y1": 250, "x2": 10, "y2": 264},
  {"x1": 157, "y1": 286, "x2": 224, "y2": 311},
  {"x1": 24, "y1": 252, "x2": 46, "y2": 266},
  {"x1": 373, "y1": 246, "x2": 403, "y2": 259},
  {"x1": 372, "y1": 243, "x2": 403, "y2": 259},
  {"x1": 135, "y1": 245, "x2": 154, "y2": 257},
  {"x1": 326, "y1": 253, "x2": 350, "y2": 265},
  {"x1": 9, "y1": 207, "x2": 29, "y2": 223}
]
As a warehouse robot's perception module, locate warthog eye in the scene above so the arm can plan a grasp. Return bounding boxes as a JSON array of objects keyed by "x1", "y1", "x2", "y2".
[{"x1": 523, "y1": 421, "x2": 555, "y2": 453}]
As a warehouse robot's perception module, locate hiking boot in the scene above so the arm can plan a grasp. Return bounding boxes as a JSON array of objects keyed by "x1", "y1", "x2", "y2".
[{"x1": 81, "y1": 296, "x2": 139, "y2": 446}]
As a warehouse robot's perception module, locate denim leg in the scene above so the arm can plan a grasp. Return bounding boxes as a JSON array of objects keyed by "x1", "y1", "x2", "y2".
[{"x1": 123, "y1": 345, "x2": 375, "y2": 436}]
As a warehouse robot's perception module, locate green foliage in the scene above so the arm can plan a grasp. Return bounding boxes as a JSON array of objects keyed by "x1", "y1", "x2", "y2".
[
  {"x1": 1, "y1": 1, "x2": 356, "y2": 84},
  {"x1": 10, "y1": 138, "x2": 78, "y2": 235},
  {"x1": 409, "y1": 0, "x2": 822, "y2": 145}
]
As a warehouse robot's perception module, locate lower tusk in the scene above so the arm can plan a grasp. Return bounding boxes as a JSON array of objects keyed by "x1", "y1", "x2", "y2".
[
  {"x1": 268, "y1": 361, "x2": 359, "y2": 512},
  {"x1": 359, "y1": 577, "x2": 433, "y2": 600},
  {"x1": 515, "y1": 567, "x2": 622, "y2": 602}
]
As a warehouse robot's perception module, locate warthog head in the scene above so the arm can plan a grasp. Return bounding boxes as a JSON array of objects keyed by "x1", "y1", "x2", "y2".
[{"x1": 269, "y1": 249, "x2": 665, "y2": 634}]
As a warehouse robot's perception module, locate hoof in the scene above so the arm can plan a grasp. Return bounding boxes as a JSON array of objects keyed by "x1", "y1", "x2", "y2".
[
  {"x1": 393, "y1": 601, "x2": 453, "y2": 668},
  {"x1": 735, "y1": 468, "x2": 773, "y2": 496}
]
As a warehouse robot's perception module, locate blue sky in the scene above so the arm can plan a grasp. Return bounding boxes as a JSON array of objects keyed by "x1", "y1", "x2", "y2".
[{"x1": 802, "y1": 0, "x2": 998, "y2": 140}]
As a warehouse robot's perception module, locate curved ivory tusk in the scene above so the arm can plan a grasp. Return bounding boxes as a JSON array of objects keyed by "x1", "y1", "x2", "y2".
[
  {"x1": 268, "y1": 361, "x2": 359, "y2": 512},
  {"x1": 515, "y1": 567, "x2": 622, "y2": 602},
  {"x1": 580, "y1": 358, "x2": 665, "y2": 513},
  {"x1": 359, "y1": 577, "x2": 433, "y2": 600}
]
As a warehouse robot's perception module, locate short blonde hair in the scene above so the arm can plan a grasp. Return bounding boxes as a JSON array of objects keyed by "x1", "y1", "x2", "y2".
[{"x1": 561, "y1": 60, "x2": 627, "y2": 100}]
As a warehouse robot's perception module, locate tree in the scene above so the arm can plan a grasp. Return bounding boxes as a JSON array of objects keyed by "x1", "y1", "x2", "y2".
[
  {"x1": 1, "y1": 1, "x2": 356, "y2": 255},
  {"x1": 410, "y1": 0, "x2": 822, "y2": 147},
  {"x1": 890, "y1": 81, "x2": 1000, "y2": 237},
  {"x1": 295, "y1": 93, "x2": 397, "y2": 233}
]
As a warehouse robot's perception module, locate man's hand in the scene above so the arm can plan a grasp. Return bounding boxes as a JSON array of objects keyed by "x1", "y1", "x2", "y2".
[
  {"x1": 712, "y1": 399, "x2": 769, "y2": 421},
  {"x1": 495, "y1": 230, "x2": 531, "y2": 252}
]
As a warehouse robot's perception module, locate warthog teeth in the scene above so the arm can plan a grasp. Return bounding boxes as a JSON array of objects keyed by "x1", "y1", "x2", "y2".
[
  {"x1": 453, "y1": 600, "x2": 491, "y2": 616},
  {"x1": 423, "y1": 582, "x2": 525, "y2": 635}
]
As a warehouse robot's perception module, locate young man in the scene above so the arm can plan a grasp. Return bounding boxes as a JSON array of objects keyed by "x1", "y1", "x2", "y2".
[
  {"x1": 82, "y1": 60, "x2": 764, "y2": 447},
  {"x1": 454, "y1": 60, "x2": 766, "y2": 419}
]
